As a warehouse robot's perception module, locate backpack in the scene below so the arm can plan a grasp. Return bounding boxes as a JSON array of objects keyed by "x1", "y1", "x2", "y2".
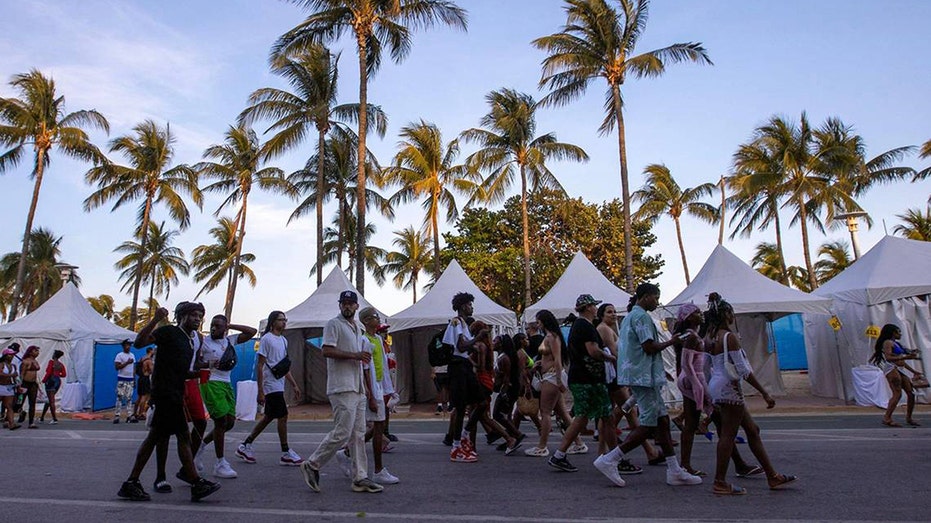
[{"x1": 427, "y1": 330, "x2": 454, "y2": 367}]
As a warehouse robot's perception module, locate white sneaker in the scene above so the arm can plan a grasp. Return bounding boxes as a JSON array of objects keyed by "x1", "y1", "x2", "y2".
[
  {"x1": 236, "y1": 443, "x2": 256, "y2": 463},
  {"x1": 667, "y1": 467, "x2": 703, "y2": 486},
  {"x1": 567, "y1": 442, "x2": 589, "y2": 455},
  {"x1": 593, "y1": 454, "x2": 626, "y2": 487},
  {"x1": 336, "y1": 448, "x2": 352, "y2": 477},
  {"x1": 280, "y1": 448, "x2": 303, "y2": 466},
  {"x1": 194, "y1": 447, "x2": 206, "y2": 473},
  {"x1": 524, "y1": 446, "x2": 550, "y2": 457},
  {"x1": 213, "y1": 458, "x2": 238, "y2": 479},
  {"x1": 372, "y1": 468, "x2": 399, "y2": 484}
]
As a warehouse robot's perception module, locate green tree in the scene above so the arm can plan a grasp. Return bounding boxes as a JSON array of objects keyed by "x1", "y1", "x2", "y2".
[
  {"x1": 274, "y1": 0, "x2": 468, "y2": 293},
  {"x1": 384, "y1": 120, "x2": 475, "y2": 278},
  {"x1": 191, "y1": 217, "x2": 258, "y2": 301},
  {"x1": 87, "y1": 294, "x2": 117, "y2": 320},
  {"x1": 114, "y1": 298, "x2": 161, "y2": 330},
  {"x1": 84, "y1": 120, "x2": 202, "y2": 328},
  {"x1": 812, "y1": 240, "x2": 851, "y2": 284},
  {"x1": 196, "y1": 125, "x2": 293, "y2": 317},
  {"x1": 749, "y1": 242, "x2": 786, "y2": 284},
  {"x1": 533, "y1": 0, "x2": 711, "y2": 291},
  {"x1": 374, "y1": 226, "x2": 432, "y2": 303},
  {"x1": 893, "y1": 207, "x2": 931, "y2": 241},
  {"x1": 918, "y1": 139, "x2": 931, "y2": 186},
  {"x1": 0, "y1": 227, "x2": 81, "y2": 315},
  {"x1": 461, "y1": 89, "x2": 588, "y2": 310},
  {"x1": 113, "y1": 221, "x2": 190, "y2": 316},
  {"x1": 239, "y1": 45, "x2": 386, "y2": 285},
  {"x1": 632, "y1": 163, "x2": 716, "y2": 284},
  {"x1": 0, "y1": 69, "x2": 109, "y2": 320},
  {"x1": 312, "y1": 212, "x2": 386, "y2": 284}
]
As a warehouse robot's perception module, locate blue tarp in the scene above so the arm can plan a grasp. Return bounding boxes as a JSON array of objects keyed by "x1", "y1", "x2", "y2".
[
  {"x1": 770, "y1": 314, "x2": 808, "y2": 371},
  {"x1": 92, "y1": 339, "x2": 258, "y2": 411}
]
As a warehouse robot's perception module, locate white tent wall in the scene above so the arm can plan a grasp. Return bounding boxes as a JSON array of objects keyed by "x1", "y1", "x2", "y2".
[
  {"x1": 281, "y1": 327, "x2": 323, "y2": 403},
  {"x1": 735, "y1": 315, "x2": 785, "y2": 396},
  {"x1": 390, "y1": 326, "x2": 446, "y2": 404},
  {"x1": 803, "y1": 296, "x2": 931, "y2": 403}
]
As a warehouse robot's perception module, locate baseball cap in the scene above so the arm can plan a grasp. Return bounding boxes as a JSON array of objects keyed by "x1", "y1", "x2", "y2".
[
  {"x1": 2, "y1": 348, "x2": 15, "y2": 356},
  {"x1": 575, "y1": 294, "x2": 601, "y2": 309},
  {"x1": 121, "y1": 338, "x2": 133, "y2": 345},
  {"x1": 339, "y1": 290, "x2": 358, "y2": 303},
  {"x1": 358, "y1": 306, "x2": 379, "y2": 322}
]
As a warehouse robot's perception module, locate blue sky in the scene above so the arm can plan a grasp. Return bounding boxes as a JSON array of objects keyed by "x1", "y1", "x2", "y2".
[{"x1": 1, "y1": 1, "x2": 929, "y2": 326}]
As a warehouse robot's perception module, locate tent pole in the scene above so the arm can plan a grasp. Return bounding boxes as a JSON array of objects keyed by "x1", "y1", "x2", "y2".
[{"x1": 833, "y1": 330, "x2": 850, "y2": 405}]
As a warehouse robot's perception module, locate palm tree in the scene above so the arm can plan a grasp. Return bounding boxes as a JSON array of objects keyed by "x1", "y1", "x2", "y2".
[
  {"x1": 461, "y1": 89, "x2": 588, "y2": 309},
  {"x1": 274, "y1": 0, "x2": 468, "y2": 293},
  {"x1": 631, "y1": 163, "x2": 716, "y2": 284},
  {"x1": 239, "y1": 46, "x2": 386, "y2": 285},
  {"x1": 87, "y1": 294, "x2": 117, "y2": 320},
  {"x1": 288, "y1": 128, "x2": 392, "y2": 279},
  {"x1": 0, "y1": 69, "x2": 109, "y2": 320},
  {"x1": 750, "y1": 242, "x2": 787, "y2": 284},
  {"x1": 813, "y1": 240, "x2": 851, "y2": 284},
  {"x1": 196, "y1": 125, "x2": 293, "y2": 317},
  {"x1": 191, "y1": 217, "x2": 258, "y2": 301},
  {"x1": 893, "y1": 207, "x2": 931, "y2": 241},
  {"x1": 0, "y1": 228, "x2": 81, "y2": 315},
  {"x1": 84, "y1": 119, "x2": 202, "y2": 329},
  {"x1": 384, "y1": 120, "x2": 475, "y2": 278},
  {"x1": 916, "y1": 139, "x2": 931, "y2": 185},
  {"x1": 114, "y1": 298, "x2": 161, "y2": 330},
  {"x1": 113, "y1": 221, "x2": 190, "y2": 316},
  {"x1": 312, "y1": 212, "x2": 386, "y2": 285},
  {"x1": 533, "y1": 0, "x2": 711, "y2": 291},
  {"x1": 373, "y1": 226, "x2": 432, "y2": 303}
]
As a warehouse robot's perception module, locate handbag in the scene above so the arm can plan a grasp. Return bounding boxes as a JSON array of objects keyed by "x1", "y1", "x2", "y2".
[
  {"x1": 530, "y1": 369, "x2": 542, "y2": 392},
  {"x1": 723, "y1": 332, "x2": 741, "y2": 381},
  {"x1": 516, "y1": 393, "x2": 539, "y2": 417},
  {"x1": 911, "y1": 374, "x2": 929, "y2": 388},
  {"x1": 216, "y1": 340, "x2": 238, "y2": 371},
  {"x1": 267, "y1": 355, "x2": 292, "y2": 379}
]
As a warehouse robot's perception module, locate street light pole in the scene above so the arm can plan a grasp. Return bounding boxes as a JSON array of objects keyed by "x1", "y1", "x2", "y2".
[{"x1": 834, "y1": 212, "x2": 868, "y2": 260}]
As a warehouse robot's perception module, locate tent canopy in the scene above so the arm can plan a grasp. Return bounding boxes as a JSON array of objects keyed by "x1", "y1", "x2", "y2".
[
  {"x1": 388, "y1": 259, "x2": 516, "y2": 332},
  {"x1": 524, "y1": 251, "x2": 631, "y2": 322},
  {"x1": 667, "y1": 245, "x2": 832, "y2": 317},
  {"x1": 813, "y1": 235, "x2": 931, "y2": 305},
  {"x1": 280, "y1": 266, "x2": 385, "y2": 330}
]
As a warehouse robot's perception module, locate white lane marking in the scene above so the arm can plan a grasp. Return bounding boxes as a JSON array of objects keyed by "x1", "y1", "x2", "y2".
[{"x1": 65, "y1": 430, "x2": 82, "y2": 439}]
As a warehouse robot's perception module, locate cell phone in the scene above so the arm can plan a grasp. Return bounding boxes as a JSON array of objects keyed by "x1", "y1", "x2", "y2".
[{"x1": 676, "y1": 333, "x2": 690, "y2": 341}]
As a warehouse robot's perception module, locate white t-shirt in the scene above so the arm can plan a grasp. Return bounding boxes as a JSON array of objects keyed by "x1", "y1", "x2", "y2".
[
  {"x1": 199, "y1": 334, "x2": 239, "y2": 383},
  {"x1": 442, "y1": 318, "x2": 473, "y2": 360},
  {"x1": 115, "y1": 352, "x2": 135, "y2": 380},
  {"x1": 321, "y1": 315, "x2": 365, "y2": 395},
  {"x1": 258, "y1": 332, "x2": 288, "y2": 394}
]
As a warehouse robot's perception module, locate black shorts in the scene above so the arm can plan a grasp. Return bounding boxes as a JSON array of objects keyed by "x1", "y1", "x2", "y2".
[
  {"x1": 137, "y1": 375, "x2": 151, "y2": 396},
  {"x1": 447, "y1": 359, "x2": 483, "y2": 409},
  {"x1": 264, "y1": 391, "x2": 288, "y2": 419},
  {"x1": 433, "y1": 372, "x2": 449, "y2": 390},
  {"x1": 150, "y1": 400, "x2": 190, "y2": 438}
]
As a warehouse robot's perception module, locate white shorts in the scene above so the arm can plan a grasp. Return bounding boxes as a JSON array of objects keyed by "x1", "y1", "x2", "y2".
[{"x1": 365, "y1": 395, "x2": 386, "y2": 422}]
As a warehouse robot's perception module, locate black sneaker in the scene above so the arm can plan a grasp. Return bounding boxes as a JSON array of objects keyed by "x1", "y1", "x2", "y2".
[
  {"x1": 385, "y1": 432, "x2": 398, "y2": 442},
  {"x1": 190, "y1": 478, "x2": 220, "y2": 501},
  {"x1": 118, "y1": 480, "x2": 151, "y2": 501},
  {"x1": 547, "y1": 455, "x2": 578, "y2": 472}
]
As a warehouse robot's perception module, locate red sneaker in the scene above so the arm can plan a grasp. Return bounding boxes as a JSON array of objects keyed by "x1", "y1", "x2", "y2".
[{"x1": 450, "y1": 447, "x2": 478, "y2": 463}]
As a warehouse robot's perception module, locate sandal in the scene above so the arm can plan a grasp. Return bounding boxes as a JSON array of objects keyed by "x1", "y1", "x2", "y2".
[
  {"x1": 617, "y1": 459, "x2": 643, "y2": 475},
  {"x1": 685, "y1": 467, "x2": 707, "y2": 477},
  {"x1": 153, "y1": 480, "x2": 172, "y2": 493},
  {"x1": 768, "y1": 474, "x2": 798, "y2": 490},
  {"x1": 906, "y1": 419, "x2": 921, "y2": 427},
  {"x1": 881, "y1": 419, "x2": 902, "y2": 427},
  {"x1": 713, "y1": 482, "x2": 747, "y2": 496},
  {"x1": 735, "y1": 465, "x2": 764, "y2": 478}
]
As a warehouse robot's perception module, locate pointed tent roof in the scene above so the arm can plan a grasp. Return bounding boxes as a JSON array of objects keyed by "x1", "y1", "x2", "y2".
[
  {"x1": 667, "y1": 245, "x2": 832, "y2": 317},
  {"x1": 524, "y1": 251, "x2": 632, "y2": 321},
  {"x1": 0, "y1": 282, "x2": 136, "y2": 341},
  {"x1": 283, "y1": 267, "x2": 384, "y2": 330},
  {"x1": 388, "y1": 259, "x2": 517, "y2": 331},
  {"x1": 813, "y1": 235, "x2": 931, "y2": 305}
]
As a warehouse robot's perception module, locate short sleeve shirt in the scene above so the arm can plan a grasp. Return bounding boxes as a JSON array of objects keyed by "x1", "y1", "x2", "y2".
[
  {"x1": 322, "y1": 315, "x2": 365, "y2": 395},
  {"x1": 258, "y1": 332, "x2": 288, "y2": 394},
  {"x1": 151, "y1": 325, "x2": 195, "y2": 404},
  {"x1": 115, "y1": 352, "x2": 136, "y2": 380},
  {"x1": 617, "y1": 305, "x2": 665, "y2": 387},
  {"x1": 567, "y1": 317, "x2": 605, "y2": 385},
  {"x1": 199, "y1": 334, "x2": 239, "y2": 383},
  {"x1": 442, "y1": 318, "x2": 473, "y2": 360}
]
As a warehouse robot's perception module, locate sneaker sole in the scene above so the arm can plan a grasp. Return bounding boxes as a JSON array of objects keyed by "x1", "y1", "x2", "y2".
[
  {"x1": 351, "y1": 485, "x2": 384, "y2": 493},
  {"x1": 300, "y1": 464, "x2": 320, "y2": 492},
  {"x1": 280, "y1": 460, "x2": 303, "y2": 466},
  {"x1": 234, "y1": 452, "x2": 256, "y2": 464},
  {"x1": 191, "y1": 484, "x2": 221, "y2": 501},
  {"x1": 547, "y1": 461, "x2": 578, "y2": 473}
]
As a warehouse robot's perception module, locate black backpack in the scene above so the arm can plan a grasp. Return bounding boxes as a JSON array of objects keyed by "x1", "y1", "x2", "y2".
[{"x1": 427, "y1": 330, "x2": 454, "y2": 367}]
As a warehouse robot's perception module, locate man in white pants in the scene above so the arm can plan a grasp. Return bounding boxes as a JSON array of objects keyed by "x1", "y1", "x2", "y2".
[{"x1": 300, "y1": 290, "x2": 383, "y2": 493}]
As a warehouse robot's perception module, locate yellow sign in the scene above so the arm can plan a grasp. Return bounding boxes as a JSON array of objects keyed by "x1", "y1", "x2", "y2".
[
  {"x1": 865, "y1": 325, "x2": 880, "y2": 338},
  {"x1": 828, "y1": 316, "x2": 842, "y2": 331}
]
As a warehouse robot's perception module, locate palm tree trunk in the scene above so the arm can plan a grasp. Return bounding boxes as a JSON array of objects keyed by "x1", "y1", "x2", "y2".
[
  {"x1": 316, "y1": 129, "x2": 326, "y2": 286},
  {"x1": 337, "y1": 195, "x2": 345, "y2": 268},
  {"x1": 674, "y1": 217, "x2": 690, "y2": 284},
  {"x1": 148, "y1": 277, "x2": 155, "y2": 317},
  {"x1": 431, "y1": 188, "x2": 441, "y2": 279},
  {"x1": 798, "y1": 196, "x2": 819, "y2": 290},
  {"x1": 520, "y1": 164, "x2": 532, "y2": 310},
  {"x1": 718, "y1": 175, "x2": 725, "y2": 245},
  {"x1": 773, "y1": 209, "x2": 789, "y2": 286},
  {"x1": 355, "y1": 38, "x2": 368, "y2": 294},
  {"x1": 226, "y1": 200, "x2": 247, "y2": 318},
  {"x1": 412, "y1": 272, "x2": 418, "y2": 304},
  {"x1": 129, "y1": 197, "x2": 154, "y2": 329},
  {"x1": 8, "y1": 148, "x2": 47, "y2": 321},
  {"x1": 612, "y1": 85, "x2": 634, "y2": 292}
]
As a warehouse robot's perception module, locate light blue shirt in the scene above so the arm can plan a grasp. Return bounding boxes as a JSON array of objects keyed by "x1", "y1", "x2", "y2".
[{"x1": 617, "y1": 305, "x2": 664, "y2": 388}]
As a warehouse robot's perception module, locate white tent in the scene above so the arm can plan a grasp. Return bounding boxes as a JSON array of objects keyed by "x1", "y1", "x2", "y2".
[
  {"x1": 667, "y1": 245, "x2": 833, "y2": 395},
  {"x1": 524, "y1": 251, "x2": 631, "y2": 322},
  {"x1": 278, "y1": 266, "x2": 386, "y2": 403},
  {"x1": 804, "y1": 236, "x2": 931, "y2": 403},
  {"x1": 0, "y1": 283, "x2": 136, "y2": 409},
  {"x1": 387, "y1": 259, "x2": 517, "y2": 402}
]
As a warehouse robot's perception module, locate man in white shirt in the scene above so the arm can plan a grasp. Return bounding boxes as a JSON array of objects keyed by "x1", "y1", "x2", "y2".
[
  {"x1": 196, "y1": 314, "x2": 256, "y2": 479},
  {"x1": 443, "y1": 292, "x2": 487, "y2": 463},
  {"x1": 300, "y1": 290, "x2": 383, "y2": 494},
  {"x1": 359, "y1": 307, "x2": 399, "y2": 484},
  {"x1": 114, "y1": 340, "x2": 136, "y2": 424},
  {"x1": 236, "y1": 310, "x2": 303, "y2": 466}
]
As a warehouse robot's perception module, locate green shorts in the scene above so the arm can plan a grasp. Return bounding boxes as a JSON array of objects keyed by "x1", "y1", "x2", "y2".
[
  {"x1": 568, "y1": 383, "x2": 611, "y2": 420},
  {"x1": 200, "y1": 381, "x2": 235, "y2": 419},
  {"x1": 630, "y1": 385, "x2": 667, "y2": 427}
]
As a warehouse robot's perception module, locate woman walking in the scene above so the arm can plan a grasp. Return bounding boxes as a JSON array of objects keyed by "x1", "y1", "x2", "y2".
[
  {"x1": 40, "y1": 349, "x2": 67, "y2": 424},
  {"x1": 871, "y1": 324, "x2": 923, "y2": 427}
]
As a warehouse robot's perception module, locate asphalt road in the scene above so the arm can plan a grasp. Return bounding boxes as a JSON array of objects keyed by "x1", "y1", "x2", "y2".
[{"x1": 1, "y1": 414, "x2": 928, "y2": 522}]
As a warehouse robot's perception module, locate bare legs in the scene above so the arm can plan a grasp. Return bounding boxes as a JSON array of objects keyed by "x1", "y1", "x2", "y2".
[{"x1": 883, "y1": 371, "x2": 903, "y2": 425}]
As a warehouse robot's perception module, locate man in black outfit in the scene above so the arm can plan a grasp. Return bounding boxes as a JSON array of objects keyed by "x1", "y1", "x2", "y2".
[{"x1": 117, "y1": 302, "x2": 220, "y2": 502}]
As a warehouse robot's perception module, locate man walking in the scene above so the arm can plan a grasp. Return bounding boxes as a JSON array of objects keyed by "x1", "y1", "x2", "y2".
[
  {"x1": 114, "y1": 339, "x2": 136, "y2": 424},
  {"x1": 443, "y1": 292, "x2": 486, "y2": 463},
  {"x1": 117, "y1": 302, "x2": 220, "y2": 502},
  {"x1": 359, "y1": 306, "x2": 399, "y2": 484},
  {"x1": 593, "y1": 283, "x2": 702, "y2": 487},
  {"x1": 300, "y1": 290, "x2": 383, "y2": 493}
]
